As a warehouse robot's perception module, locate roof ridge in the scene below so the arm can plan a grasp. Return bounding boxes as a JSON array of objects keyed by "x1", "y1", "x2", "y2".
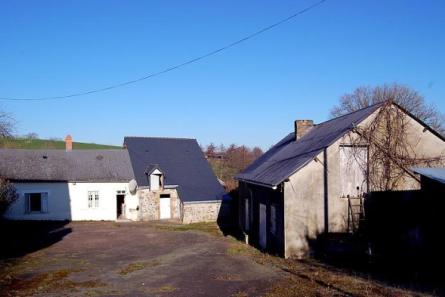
[
  {"x1": 314, "y1": 101, "x2": 384, "y2": 127},
  {"x1": 0, "y1": 148, "x2": 126, "y2": 153},
  {"x1": 124, "y1": 136, "x2": 196, "y2": 141}
]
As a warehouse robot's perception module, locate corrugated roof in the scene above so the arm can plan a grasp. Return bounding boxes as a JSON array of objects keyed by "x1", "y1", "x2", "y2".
[
  {"x1": 0, "y1": 149, "x2": 134, "y2": 182},
  {"x1": 124, "y1": 137, "x2": 225, "y2": 202},
  {"x1": 236, "y1": 103, "x2": 383, "y2": 187},
  {"x1": 412, "y1": 167, "x2": 445, "y2": 184}
]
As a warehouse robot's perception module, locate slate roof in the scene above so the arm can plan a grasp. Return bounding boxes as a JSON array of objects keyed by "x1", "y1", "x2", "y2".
[
  {"x1": 236, "y1": 103, "x2": 383, "y2": 187},
  {"x1": 0, "y1": 149, "x2": 134, "y2": 182},
  {"x1": 144, "y1": 164, "x2": 162, "y2": 175},
  {"x1": 124, "y1": 137, "x2": 225, "y2": 202},
  {"x1": 412, "y1": 167, "x2": 445, "y2": 185}
]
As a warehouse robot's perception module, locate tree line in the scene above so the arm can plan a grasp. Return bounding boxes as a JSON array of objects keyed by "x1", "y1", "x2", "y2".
[{"x1": 203, "y1": 143, "x2": 263, "y2": 191}]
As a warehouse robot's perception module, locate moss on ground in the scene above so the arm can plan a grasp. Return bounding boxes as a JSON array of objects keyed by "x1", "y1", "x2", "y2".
[{"x1": 147, "y1": 284, "x2": 177, "y2": 293}]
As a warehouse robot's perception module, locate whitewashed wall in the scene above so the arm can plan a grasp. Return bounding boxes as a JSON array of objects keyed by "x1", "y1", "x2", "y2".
[{"x1": 5, "y1": 182, "x2": 136, "y2": 221}]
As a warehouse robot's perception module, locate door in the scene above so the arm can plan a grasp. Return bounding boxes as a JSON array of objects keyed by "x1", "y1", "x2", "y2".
[
  {"x1": 160, "y1": 197, "x2": 171, "y2": 219},
  {"x1": 259, "y1": 203, "x2": 267, "y2": 250},
  {"x1": 116, "y1": 195, "x2": 125, "y2": 218},
  {"x1": 340, "y1": 146, "x2": 368, "y2": 197}
]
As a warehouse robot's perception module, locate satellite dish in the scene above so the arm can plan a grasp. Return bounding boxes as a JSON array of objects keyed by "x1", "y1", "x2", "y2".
[{"x1": 128, "y1": 179, "x2": 138, "y2": 194}]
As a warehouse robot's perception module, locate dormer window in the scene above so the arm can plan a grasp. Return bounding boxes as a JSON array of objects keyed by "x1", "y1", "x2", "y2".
[
  {"x1": 145, "y1": 164, "x2": 164, "y2": 191},
  {"x1": 150, "y1": 169, "x2": 163, "y2": 191}
]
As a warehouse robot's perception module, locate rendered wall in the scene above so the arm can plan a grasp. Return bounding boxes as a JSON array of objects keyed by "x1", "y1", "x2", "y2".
[{"x1": 5, "y1": 182, "x2": 133, "y2": 221}]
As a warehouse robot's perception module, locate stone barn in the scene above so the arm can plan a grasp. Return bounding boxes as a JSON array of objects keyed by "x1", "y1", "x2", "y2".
[{"x1": 236, "y1": 102, "x2": 445, "y2": 258}]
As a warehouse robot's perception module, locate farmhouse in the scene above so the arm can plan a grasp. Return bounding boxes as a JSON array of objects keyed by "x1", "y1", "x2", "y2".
[
  {"x1": 236, "y1": 102, "x2": 445, "y2": 258},
  {"x1": 0, "y1": 136, "x2": 226, "y2": 223}
]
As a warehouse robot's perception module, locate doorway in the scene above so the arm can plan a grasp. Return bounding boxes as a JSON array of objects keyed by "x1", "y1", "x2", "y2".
[
  {"x1": 117, "y1": 194, "x2": 125, "y2": 218},
  {"x1": 259, "y1": 203, "x2": 267, "y2": 250},
  {"x1": 159, "y1": 194, "x2": 171, "y2": 219}
]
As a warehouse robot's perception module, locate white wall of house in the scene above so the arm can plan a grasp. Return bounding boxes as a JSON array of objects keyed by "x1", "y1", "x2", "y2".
[{"x1": 5, "y1": 182, "x2": 136, "y2": 221}]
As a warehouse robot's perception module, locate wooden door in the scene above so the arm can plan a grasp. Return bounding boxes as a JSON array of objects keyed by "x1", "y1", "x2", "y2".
[
  {"x1": 340, "y1": 146, "x2": 368, "y2": 197},
  {"x1": 259, "y1": 203, "x2": 267, "y2": 250}
]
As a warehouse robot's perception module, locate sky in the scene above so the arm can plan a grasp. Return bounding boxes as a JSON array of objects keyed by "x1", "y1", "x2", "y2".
[{"x1": 1, "y1": 0, "x2": 444, "y2": 149}]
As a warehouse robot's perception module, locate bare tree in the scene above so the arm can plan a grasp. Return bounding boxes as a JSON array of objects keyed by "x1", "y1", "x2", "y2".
[
  {"x1": 331, "y1": 84, "x2": 445, "y2": 135},
  {"x1": 346, "y1": 101, "x2": 445, "y2": 191},
  {"x1": 0, "y1": 178, "x2": 17, "y2": 217},
  {"x1": 0, "y1": 109, "x2": 15, "y2": 138}
]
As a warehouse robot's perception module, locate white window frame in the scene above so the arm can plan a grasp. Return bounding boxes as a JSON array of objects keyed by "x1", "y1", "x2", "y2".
[
  {"x1": 88, "y1": 191, "x2": 100, "y2": 208},
  {"x1": 23, "y1": 190, "x2": 50, "y2": 214}
]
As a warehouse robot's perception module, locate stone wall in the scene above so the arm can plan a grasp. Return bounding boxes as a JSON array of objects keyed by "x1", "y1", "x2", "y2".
[
  {"x1": 182, "y1": 201, "x2": 222, "y2": 224},
  {"x1": 138, "y1": 188, "x2": 180, "y2": 221}
]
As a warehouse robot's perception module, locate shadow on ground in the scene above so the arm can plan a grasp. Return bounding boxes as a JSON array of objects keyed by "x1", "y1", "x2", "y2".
[
  {"x1": 0, "y1": 220, "x2": 71, "y2": 259},
  {"x1": 307, "y1": 232, "x2": 445, "y2": 296}
]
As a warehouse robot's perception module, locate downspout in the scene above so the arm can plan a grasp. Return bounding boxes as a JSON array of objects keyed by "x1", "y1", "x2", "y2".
[{"x1": 323, "y1": 148, "x2": 329, "y2": 234}]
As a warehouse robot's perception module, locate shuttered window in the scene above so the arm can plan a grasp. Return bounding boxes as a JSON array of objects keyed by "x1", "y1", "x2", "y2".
[{"x1": 24, "y1": 192, "x2": 49, "y2": 213}]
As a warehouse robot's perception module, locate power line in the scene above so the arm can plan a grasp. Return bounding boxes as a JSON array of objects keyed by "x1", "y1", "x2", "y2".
[{"x1": 0, "y1": 0, "x2": 327, "y2": 101}]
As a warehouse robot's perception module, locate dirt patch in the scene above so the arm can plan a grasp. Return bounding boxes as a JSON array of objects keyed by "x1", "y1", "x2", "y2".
[{"x1": 1, "y1": 268, "x2": 105, "y2": 297}]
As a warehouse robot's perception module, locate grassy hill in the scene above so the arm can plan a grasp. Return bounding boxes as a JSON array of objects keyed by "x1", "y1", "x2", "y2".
[{"x1": 0, "y1": 137, "x2": 121, "y2": 150}]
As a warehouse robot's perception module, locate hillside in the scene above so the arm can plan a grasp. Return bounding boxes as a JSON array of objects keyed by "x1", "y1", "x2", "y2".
[{"x1": 0, "y1": 138, "x2": 121, "y2": 150}]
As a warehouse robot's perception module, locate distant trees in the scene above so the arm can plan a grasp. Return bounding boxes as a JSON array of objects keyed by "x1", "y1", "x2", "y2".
[
  {"x1": 0, "y1": 109, "x2": 15, "y2": 138},
  {"x1": 204, "y1": 143, "x2": 263, "y2": 190},
  {"x1": 0, "y1": 178, "x2": 17, "y2": 217},
  {"x1": 25, "y1": 132, "x2": 39, "y2": 140}
]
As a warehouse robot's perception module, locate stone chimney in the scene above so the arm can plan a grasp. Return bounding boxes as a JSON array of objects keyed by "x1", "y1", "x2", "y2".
[
  {"x1": 294, "y1": 120, "x2": 314, "y2": 141},
  {"x1": 65, "y1": 135, "x2": 73, "y2": 151}
]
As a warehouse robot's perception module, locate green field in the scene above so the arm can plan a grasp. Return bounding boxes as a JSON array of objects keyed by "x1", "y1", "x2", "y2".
[{"x1": 0, "y1": 138, "x2": 121, "y2": 150}]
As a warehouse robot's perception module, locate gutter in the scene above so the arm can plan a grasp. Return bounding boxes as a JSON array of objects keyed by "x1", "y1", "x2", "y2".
[{"x1": 235, "y1": 177, "x2": 278, "y2": 190}]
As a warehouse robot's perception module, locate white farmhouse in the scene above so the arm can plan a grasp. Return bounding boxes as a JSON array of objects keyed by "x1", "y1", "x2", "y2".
[{"x1": 0, "y1": 136, "x2": 226, "y2": 223}]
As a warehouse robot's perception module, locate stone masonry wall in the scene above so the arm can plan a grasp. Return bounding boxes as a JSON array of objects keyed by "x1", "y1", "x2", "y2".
[
  {"x1": 138, "y1": 188, "x2": 180, "y2": 221},
  {"x1": 182, "y1": 201, "x2": 221, "y2": 224}
]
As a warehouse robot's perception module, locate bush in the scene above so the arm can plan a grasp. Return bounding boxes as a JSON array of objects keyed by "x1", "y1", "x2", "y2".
[{"x1": 0, "y1": 178, "x2": 17, "y2": 217}]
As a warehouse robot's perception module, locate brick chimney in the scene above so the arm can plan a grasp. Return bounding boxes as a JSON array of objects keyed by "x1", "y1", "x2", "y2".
[
  {"x1": 65, "y1": 134, "x2": 73, "y2": 151},
  {"x1": 294, "y1": 120, "x2": 314, "y2": 141}
]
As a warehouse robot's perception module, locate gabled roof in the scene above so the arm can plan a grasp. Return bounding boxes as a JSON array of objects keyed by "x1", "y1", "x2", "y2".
[
  {"x1": 0, "y1": 149, "x2": 134, "y2": 182},
  {"x1": 236, "y1": 103, "x2": 384, "y2": 187},
  {"x1": 412, "y1": 167, "x2": 445, "y2": 185},
  {"x1": 144, "y1": 164, "x2": 162, "y2": 175},
  {"x1": 124, "y1": 137, "x2": 225, "y2": 202}
]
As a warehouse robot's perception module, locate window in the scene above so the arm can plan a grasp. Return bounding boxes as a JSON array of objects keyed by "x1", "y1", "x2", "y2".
[
  {"x1": 25, "y1": 192, "x2": 48, "y2": 213},
  {"x1": 160, "y1": 194, "x2": 170, "y2": 198},
  {"x1": 150, "y1": 174, "x2": 162, "y2": 191},
  {"x1": 88, "y1": 191, "x2": 99, "y2": 208}
]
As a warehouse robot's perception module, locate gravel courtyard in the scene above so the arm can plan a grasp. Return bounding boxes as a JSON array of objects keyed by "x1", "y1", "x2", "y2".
[{"x1": 0, "y1": 221, "x2": 435, "y2": 297}]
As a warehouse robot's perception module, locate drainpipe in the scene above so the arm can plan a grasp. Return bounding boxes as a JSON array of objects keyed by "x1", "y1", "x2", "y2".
[{"x1": 323, "y1": 148, "x2": 329, "y2": 234}]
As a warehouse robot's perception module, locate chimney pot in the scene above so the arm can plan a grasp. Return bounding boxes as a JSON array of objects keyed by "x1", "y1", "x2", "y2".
[
  {"x1": 65, "y1": 134, "x2": 73, "y2": 151},
  {"x1": 294, "y1": 120, "x2": 314, "y2": 141}
]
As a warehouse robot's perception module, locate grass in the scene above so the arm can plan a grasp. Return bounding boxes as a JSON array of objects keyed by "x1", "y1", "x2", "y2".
[
  {"x1": 1, "y1": 268, "x2": 105, "y2": 297},
  {"x1": 147, "y1": 284, "x2": 177, "y2": 294},
  {"x1": 0, "y1": 137, "x2": 120, "y2": 150},
  {"x1": 225, "y1": 239, "x2": 431, "y2": 297},
  {"x1": 118, "y1": 262, "x2": 147, "y2": 275},
  {"x1": 152, "y1": 221, "x2": 223, "y2": 237},
  {"x1": 118, "y1": 259, "x2": 161, "y2": 276}
]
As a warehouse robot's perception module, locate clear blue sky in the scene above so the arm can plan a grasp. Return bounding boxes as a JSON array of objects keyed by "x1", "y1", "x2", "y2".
[{"x1": 1, "y1": 0, "x2": 444, "y2": 149}]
